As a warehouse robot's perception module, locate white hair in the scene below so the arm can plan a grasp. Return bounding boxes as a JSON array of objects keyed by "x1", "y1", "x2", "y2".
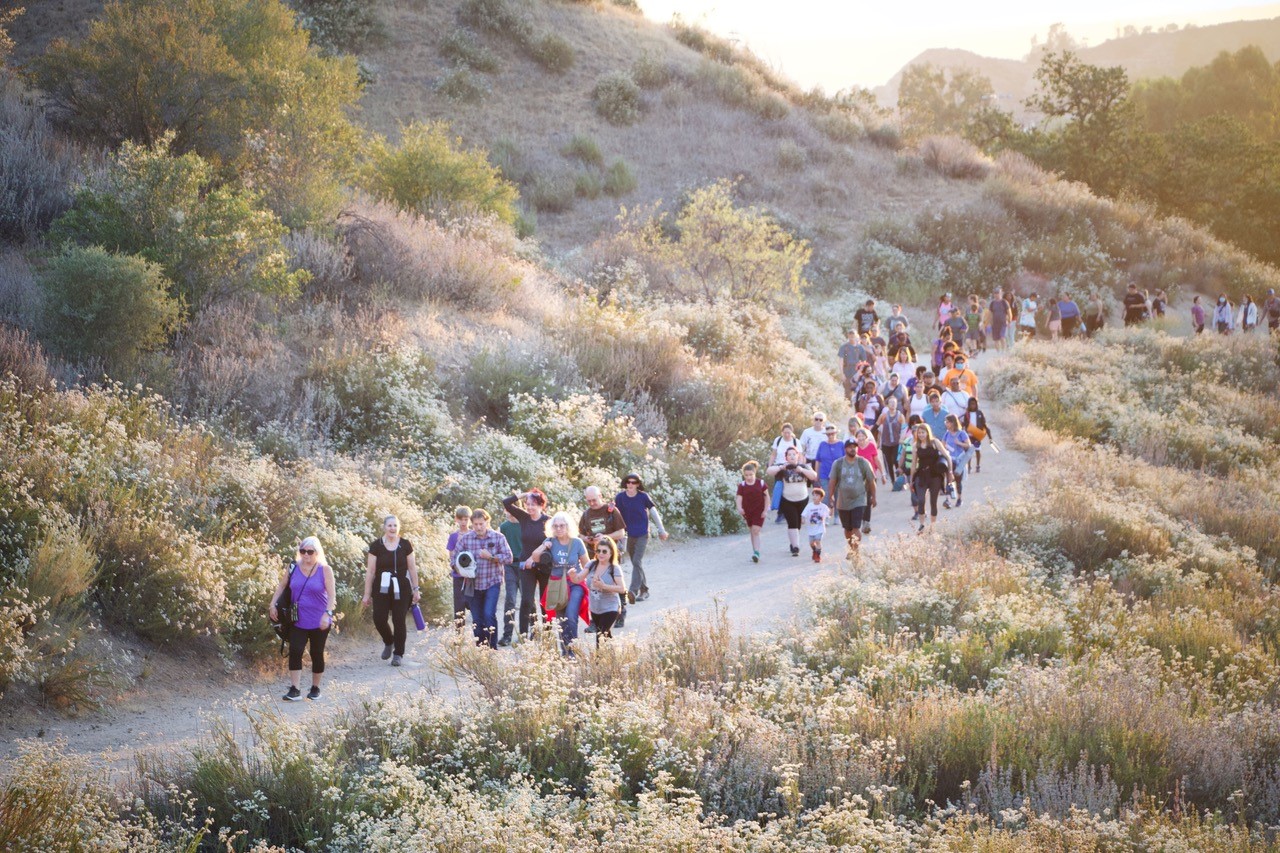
[
  {"x1": 299, "y1": 535, "x2": 328, "y2": 567},
  {"x1": 545, "y1": 511, "x2": 574, "y2": 537}
]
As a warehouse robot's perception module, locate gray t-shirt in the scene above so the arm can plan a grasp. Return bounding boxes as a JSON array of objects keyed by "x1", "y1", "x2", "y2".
[
  {"x1": 586, "y1": 561, "x2": 623, "y2": 613},
  {"x1": 828, "y1": 456, "x2": 874, "y2": 509}
]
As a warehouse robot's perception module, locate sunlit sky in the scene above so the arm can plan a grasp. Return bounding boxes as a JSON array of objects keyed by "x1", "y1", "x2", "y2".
[{"x1": 639, "y1": 1, "x2": 1280, "y2": 90}]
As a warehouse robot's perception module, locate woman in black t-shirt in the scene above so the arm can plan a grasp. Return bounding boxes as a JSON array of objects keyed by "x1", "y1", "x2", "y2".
[
  {"x1": 502, "y1": 490, "x2": 553, "y2": 640},
  {"x1": 362, "y1": 515, "x2": 419, "y2": 666},
  {"x1": 908, "y1": 424, "x2": 952, "y2": 535}
]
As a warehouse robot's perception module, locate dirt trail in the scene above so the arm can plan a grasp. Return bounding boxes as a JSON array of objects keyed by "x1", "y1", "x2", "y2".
[{"x1": 0, "y1": 353, "x2": 1027, "y2": 776}]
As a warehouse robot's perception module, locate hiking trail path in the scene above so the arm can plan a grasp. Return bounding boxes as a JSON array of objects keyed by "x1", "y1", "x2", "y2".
[{"x1": 0, "y1": 351, "x2": 1030, "y2": 777}]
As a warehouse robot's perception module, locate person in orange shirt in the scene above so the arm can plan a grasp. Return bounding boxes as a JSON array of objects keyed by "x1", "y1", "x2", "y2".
[{"x1": 942, "y1": 353, "x2": 978, "y2": 397}]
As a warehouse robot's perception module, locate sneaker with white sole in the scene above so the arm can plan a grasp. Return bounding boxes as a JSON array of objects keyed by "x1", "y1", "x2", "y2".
[
  {"x1": 283, "y1": 686, "x2": 302, "y2": 702},
  {"x1": 306, "y1": 686, "x2": 320, "y2": 701},
  {"x1": 391, "y1": 654, "x2": 403, "y2": 666}
]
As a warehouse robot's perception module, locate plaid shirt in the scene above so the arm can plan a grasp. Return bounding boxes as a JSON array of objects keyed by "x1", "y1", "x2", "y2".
[{"x1": 454, "y1": 530, "x2": 512, "y2": 590}]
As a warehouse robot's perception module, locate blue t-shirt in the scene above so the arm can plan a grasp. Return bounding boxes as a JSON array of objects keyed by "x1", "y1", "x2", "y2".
[
  {"x1": 942, "y1": 429, "x2": 968, "y2": 459},
  {"x1": 614, "y1": 490, "x2": 655, "y2": 537},
  {"x1": 922, "y1": 407, "x2": 949, "y2": 441},
  {"x1": 543, "y1": 537, "x2": 587, "y2": 577},
  {"x1": 814, "y1": 440, "x2": 845, "y2": 481},
  {"x1": 1059, "y1": 299, "x2": 1080, "y2": 319}
]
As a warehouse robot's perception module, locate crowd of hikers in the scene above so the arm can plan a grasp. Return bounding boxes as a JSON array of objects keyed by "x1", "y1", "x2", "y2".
[{"x1": 268, "y1": 284, "x2": 1280, "y2": 696}]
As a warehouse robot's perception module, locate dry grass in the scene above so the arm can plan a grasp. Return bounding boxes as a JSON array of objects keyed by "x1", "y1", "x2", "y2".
[{"x1": 358, "y1": 0, "x2": 983, "y2": 258}]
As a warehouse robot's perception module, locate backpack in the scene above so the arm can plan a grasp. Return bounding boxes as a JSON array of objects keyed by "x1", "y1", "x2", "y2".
[{"x1": 271, "y1": 563, "x2": 297, "y2": 654}]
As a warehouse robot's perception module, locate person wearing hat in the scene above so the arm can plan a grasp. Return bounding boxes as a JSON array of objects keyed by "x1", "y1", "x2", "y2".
[
  {"x1": 1263, "y1": 288, "x2": 1280, "y2": 333},
  {"x1": 826, "y1": 439, "x2": 877, "y2": 558},
  {"x1": 813, "y1": 423, "x2": 846, "y2": 522},
  {"x1": 614, "y1": 474, "x2": 667, "y2": 602}
]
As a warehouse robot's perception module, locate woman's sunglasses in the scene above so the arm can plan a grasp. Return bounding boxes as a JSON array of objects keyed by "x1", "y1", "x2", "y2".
[{"x1": 298, "y1": 548, "x2": 316, "y2": 555}]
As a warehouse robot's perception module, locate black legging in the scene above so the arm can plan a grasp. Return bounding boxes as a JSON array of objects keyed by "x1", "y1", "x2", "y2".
[
  {"x1": 779, "y1": 496, "x2": 807, "y2": 530},
  {"x1": 914, "y1": 474, "x2": 944, "y2": 518},
  {"x1": 288, "y1": 626, "x2": 330, "y2": 673},
  {"x1": 519, "y1": 565, "x2": 552, "y2": 638},
  {"x1": 881, "y1": 443, "x2": 899, "y2": 481},
  {"x1": 591, "y1": 611, "x2": 619, "y2": 646},
  {"x1": 372, "y1": 593, "x2": 409, "y2": 655}
]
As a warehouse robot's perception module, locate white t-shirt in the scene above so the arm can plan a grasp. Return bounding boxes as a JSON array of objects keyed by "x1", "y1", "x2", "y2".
[
  {"x1": 891, "y1": 361, "x2": 916, "y2": 386},
  {"x1": 941, "y1": 389, "x2": 971, "y2": 419},
  {"x1": 909, "y1": 393, "x2": 927, "y2": 419},
  {"x1": 798, "y1": 427, "x2": 826, "y2": 461},
  {"x1": 770, "y1": 435, "x2": 800, "y2": 465},
  {"x1": 805, "y1": 502, "x2": 830, "y2": 537},
  {"x1": 1020, "y1": 299, "x2": 1037, "y2": 327}
]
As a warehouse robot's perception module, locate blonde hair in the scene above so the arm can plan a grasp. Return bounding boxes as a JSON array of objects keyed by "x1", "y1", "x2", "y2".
[{"x1": 298, "y1": 535, "x2": 328, "y2": 567}]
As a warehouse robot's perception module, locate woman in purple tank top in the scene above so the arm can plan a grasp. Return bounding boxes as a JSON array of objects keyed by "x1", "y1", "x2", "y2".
[{"x1": 268, "y1": 536, "x2": 336, "y2": 701}]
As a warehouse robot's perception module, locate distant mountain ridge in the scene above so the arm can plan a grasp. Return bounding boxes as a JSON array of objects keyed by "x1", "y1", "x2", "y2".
[{"x1": 876, "y1": 16, "x2": 1280, "y2": 119}]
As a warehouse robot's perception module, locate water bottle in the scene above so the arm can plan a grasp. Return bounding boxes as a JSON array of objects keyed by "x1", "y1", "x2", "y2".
[{"x1": 411, "y1": 603, "x2": 426, "y2": 631}]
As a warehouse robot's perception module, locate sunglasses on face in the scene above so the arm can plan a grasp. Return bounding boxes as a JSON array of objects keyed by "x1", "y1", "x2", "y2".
[
  {"x1": 596, "y1": 547, "x2": 612, "y2": 554},
  {"x1": 625, "y1": 480, "x2": 639, "y2": 485},
  {"x1": 298, "y1": 548, "x2": 316, "y2": 555}
]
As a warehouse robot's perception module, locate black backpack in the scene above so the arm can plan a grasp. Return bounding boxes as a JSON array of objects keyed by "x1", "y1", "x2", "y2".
[{"x1": 271, "y1": 563, "x2": 297, "y2": 654}]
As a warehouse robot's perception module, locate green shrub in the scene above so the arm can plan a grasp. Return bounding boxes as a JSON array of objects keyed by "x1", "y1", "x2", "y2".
[
  {"x1": 39, "y1": 246, "x2": 181, "y2": 373},
  {"x1": 50, "y1": 136, "x2": 306, "y2": 307},
  {"x1": 603, "y1": 159, "x2": 637, "y2": 196},
  {"x1": 359, "y1": 121, "x2": 519, "y2": 224},
  {"x1": 439, "y1": 27, "x2": 500, "y2": 73},
  {"x1": 34, "y1": 0, "x2": 360, "y2": 228},
  {"x1": 436, "y1": 67, "x2": 489, "y2": 103},
  {"x1": 561, "y1": 134, "x2": 604, "y2": 167},
  {"x1": 290, "y1": 0, "x2": 385, "y2": 54},
  {"x1": 778, "y1": 139, "x2": 806, "y2": 171},
  {"x1": 632, "y1": 50, "x2": 672, "y2": 89},
  {"x1": 458, "y1": 0, "x2": 534, "y2": 45},
  {"x1": 573, "y1": 171, "x2": 603, "y2": 199},
  {"x1": 527, "y1": 173, "x2": 577, "y2": 213},
  {"x1": 592, "y1": 71, "x2": 643, "y2": 126},
  {"x1": 531, "y1": 33, "x2": 574, "y2": 73}
]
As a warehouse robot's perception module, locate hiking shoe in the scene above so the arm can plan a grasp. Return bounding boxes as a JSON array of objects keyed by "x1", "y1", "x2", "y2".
[
  {"x1": 615, "y1": 611, "x2": 626, "y2": 629},
  {"x1": 911, "y1": 512, "x2": 920, "y2": 522},
  {"x1": 636, "y1": 589, "x2": 650, "y2": 602},
  {"x1": 391, "y1": 654, "x2": 403, "y2": 667},
  {"x1": 751, "y1": 551, "x2": 760, "y2": 563},
  {"x1": 774, "y1": 514, "x2": 785, "y2": 524},
  {"x1": 498, "y1": 636, "x2": 512, "y2": 647},
  {"x1": 790, "y1": 545, "x2": 800, "y2": 557},
  {"x1": 306, "y1": 686, "x2": 321, "y2": 701},
  {"x1": 917, "y1": 523, "x2": 926, "y2": 535},
  {"x1": 975, "y1": 465, "x2": 981, "y2": 473},
  {"x1": 626, "y1": 591, "x2": 636, "y2": 605},
  {"x1": 943, "y1": 498, "x2": 953, "y2": 510},
  {"x1": 862, "y1": 524, "x2": 871, "y2": 535},
  {"x1": 956, "y1": 497, "x2": 963, "y2": 507},
  {"x1": 584, "y1": 623, "x2": 597, "y2": 633},
  {"x1": 283, "y1": 686, "x2": 302, "y2": 702},
  {"x1": 381, "y1": 643, "x2": 393, "y2": 660}
]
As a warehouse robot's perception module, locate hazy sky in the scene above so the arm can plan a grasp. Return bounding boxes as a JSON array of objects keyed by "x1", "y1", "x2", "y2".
[{"x1": 639, "y1": 1, "x2": 1280, "y2": 90}]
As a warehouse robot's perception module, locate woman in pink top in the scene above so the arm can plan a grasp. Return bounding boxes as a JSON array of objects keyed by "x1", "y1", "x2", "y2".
[
  {"x1": 853, "y1": 427, "x2": 886, "y2": 534},
  {"x1": 936, "y1": 293, "x2": 954, "y2": 329}
]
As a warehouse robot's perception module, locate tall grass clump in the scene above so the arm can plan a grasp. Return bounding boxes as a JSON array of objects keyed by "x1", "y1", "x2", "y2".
[
  {"x1": 439, "y1": 27, "x2": 500, "y2": 73},
  {"x1": 0, "y1": 80, "x2": 85, "y2": 243}
]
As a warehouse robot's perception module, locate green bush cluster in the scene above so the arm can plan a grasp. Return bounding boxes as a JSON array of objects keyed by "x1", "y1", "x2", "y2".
[
  {"x1": 39, "y1": 245, "x2": 181, "y2": 373},
  {"x1": 358, "y1": 122, "x2": 519, "y2": 224},
  {"x1": 439, "y1": 27, "x2": 500, "y2": 73},
  {"x1": 35, "y1": 0, "x2": 361, "y2": 228},
  {"x1": 435, "y1": 66, "x2": 489, "y2": 103},
  {"x1": 289, "y1": 0, "x2": 385, "y2": 54},
  {"x1": 457, "y1": 0, "x2": 575, "y2": 73},
  {"x1": 592, "y1": 71, "x2": 643, "y2": 126},
  {"x1": 51, "y1": 135, "x2": 307, "y2": 308}
]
